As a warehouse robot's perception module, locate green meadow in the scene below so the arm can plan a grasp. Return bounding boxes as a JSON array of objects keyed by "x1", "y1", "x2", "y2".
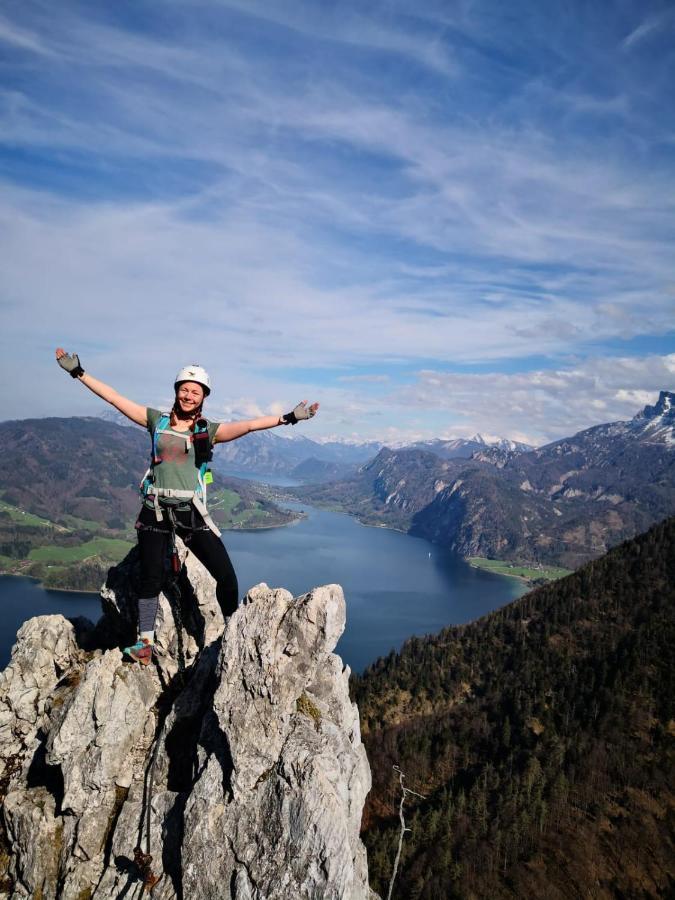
[
  {"x1": 28, "y1": 538, "x2": 133, "y2": 563},
  {"x1": 467, "y1": 557, "x2": 572, "y2": 582}
]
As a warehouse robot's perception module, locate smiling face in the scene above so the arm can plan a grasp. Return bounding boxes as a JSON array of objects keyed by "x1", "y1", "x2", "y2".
[{"x1": 175, "y1": 380, "x2": 205, "y2": 415}]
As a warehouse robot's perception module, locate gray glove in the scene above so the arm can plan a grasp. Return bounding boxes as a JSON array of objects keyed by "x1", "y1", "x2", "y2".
[
  {"x1": 282, "y1": 401, "x2": 319, "y2": 425},
  {"x1": 57, "y1": 351, "x2": 85, "y2": 378}
]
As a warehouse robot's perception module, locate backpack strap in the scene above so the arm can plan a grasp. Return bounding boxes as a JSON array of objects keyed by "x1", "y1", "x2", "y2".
[
  {"x1": 139, "y1": 414, "x2": 221, "y2": 535},
  {"x1": 152, "y1": 413, "x2": 172, "y2": 463},
  {"x1": 140, "y1": 413, "x2": 172, "y2": 522},
  {"x1": 193, "y1": 419, "x2": 215, "y2": 528}
]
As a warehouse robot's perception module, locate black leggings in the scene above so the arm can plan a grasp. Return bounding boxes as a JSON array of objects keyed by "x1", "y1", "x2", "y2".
[{"x1": 136, "y1": 504, "x2": 239, "y2": 619}]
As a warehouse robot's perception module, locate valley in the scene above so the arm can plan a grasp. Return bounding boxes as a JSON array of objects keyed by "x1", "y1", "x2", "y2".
[{"x1": 1, "y1": 392, "x2": 673, "y2": 591}]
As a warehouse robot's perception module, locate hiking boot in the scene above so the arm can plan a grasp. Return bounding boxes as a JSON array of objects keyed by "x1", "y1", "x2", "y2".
[{"x1": 123, "y1": 638, "x2": 154, "y2": 666}]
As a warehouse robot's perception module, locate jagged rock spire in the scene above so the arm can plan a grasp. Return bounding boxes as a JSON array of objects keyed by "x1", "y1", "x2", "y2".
[{"x1": 0, "y1": 546, "x2": 375, "y2": 899}]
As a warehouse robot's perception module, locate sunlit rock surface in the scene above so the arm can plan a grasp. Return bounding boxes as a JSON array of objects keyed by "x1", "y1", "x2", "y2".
[{"x1": 0, "y1": 546, "x2": 374, "y2": 899}]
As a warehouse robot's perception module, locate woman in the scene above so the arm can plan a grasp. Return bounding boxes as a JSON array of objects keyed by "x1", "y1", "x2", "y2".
[{"x1": 55, "y1": 349, "x2": 319, "y2": 665}]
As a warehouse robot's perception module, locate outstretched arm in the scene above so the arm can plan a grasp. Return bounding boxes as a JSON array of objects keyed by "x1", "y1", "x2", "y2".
[
  {"x1": 214, "y1": 401, "x2": 319, "y2": 444},
  {"x1": 55, "y1": 348, "x2": 148, "y2": 428}
]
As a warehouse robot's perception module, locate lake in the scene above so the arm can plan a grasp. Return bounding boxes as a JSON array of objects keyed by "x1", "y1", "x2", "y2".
[{"x1": 0, "y1": 504, "x2": 527, "y2": 672}]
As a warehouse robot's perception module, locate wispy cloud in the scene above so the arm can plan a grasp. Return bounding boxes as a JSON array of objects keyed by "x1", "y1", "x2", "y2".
[
  {"x1": 396, "y1": 355, "x2": 675, "y2": 445},
  {"x1": 212, "y1": 0, "x2": 459, "y2": 77},
  {"x1": 0, "y1": 13, "x2": 53, "y2": 56},
  {"x1": 338, "y1": 375, "x2": 390, "y2": 383},
  {"x1": 621, "y1": 9, "x2": 675, "y2": 50},
  {"x1": 0, "y1": 0, "x2": 673, "y2": 440}
]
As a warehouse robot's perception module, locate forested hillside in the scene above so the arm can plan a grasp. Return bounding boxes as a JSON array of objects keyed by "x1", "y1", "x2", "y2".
[
  {"x1": 354, "y1": 517, "x2": 675, "y2": 899},
  {"x1": 0, "y1": 417, "x2": 147, "y2": 528}
]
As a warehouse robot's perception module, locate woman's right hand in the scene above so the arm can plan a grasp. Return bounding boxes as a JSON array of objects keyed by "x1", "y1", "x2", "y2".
[
  {"x1": 54, "y1": 349, "x2": 146, "y2": 425},
  {"x1": 56, "y1": 348, "x2": 84, "y2": 377}
]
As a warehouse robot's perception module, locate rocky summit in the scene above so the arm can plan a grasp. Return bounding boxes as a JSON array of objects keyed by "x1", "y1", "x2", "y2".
[{"x1": 0, "y1": 546, "x2": 375, "y2": 899}]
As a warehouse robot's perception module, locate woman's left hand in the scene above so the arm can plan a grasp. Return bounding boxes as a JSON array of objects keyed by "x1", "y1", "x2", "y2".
[{"x1": 282, "y1": 401, "x2": 319, "y2": 424}]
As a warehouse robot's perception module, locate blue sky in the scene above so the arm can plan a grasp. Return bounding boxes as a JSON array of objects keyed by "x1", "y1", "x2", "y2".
[{"x1": 1, "y1": 0, "x2": 674, "y2": 445}]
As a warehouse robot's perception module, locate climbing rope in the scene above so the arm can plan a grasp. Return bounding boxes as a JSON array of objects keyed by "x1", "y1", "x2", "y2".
[{"x1": 165, "y1": 524, "x2": 187, "y2": 677}]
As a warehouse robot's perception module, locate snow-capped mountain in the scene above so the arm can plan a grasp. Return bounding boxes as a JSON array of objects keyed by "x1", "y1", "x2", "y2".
[
  {"x1": 405, "y1": 434, "x2": 533, "y2": 460},
  {"x1": 628, "y1": 390, "x2": 674, "y2": 444},
  {"x1": 473, "y1": 433, "x2": 533, "y2": 452}
]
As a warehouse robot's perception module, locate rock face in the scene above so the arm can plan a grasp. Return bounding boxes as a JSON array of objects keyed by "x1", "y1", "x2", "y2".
[{"x1": 0, "y1": 545, "x2": 374, "y2": 899}]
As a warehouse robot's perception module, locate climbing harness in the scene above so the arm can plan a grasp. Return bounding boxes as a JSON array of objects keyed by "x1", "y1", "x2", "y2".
[{"x1": 140, "y1": 413, "x2": 221, "y2": 537}]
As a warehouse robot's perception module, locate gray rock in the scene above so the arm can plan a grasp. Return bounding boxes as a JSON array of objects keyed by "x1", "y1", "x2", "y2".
[
  {"x1": 0, "y1": 615, "x2": 81, "y2": 778},
  {"x1": 99, "y1": 538, "x2": 224, "y2": 680},
  {"x1": 180, "y1": 583, "x2": 372, "y2": 899},
  {"x1": 0, "y1": 548, "x2": 376, "y2": 899}
]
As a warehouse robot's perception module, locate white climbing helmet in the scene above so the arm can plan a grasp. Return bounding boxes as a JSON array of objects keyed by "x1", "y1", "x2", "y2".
[{"x1": 174, "y1": 364, "x2": 211, "y2": 396}]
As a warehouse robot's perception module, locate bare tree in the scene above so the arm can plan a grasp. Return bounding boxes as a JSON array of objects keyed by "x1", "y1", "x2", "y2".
[{"x1": 387, "y1": 766, "x2": 426, "y2": 900}]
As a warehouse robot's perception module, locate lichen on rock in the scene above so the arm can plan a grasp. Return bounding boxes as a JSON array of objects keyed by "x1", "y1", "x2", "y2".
[{"x1": 0, "y1": 544, "x2": 375, "y2": 899}]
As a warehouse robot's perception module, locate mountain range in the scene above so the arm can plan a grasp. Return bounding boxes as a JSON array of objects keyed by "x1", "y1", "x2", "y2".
[
  {"x1": 212, "y1": 431, "x2": 532, "y2": 480},
  {"x1": 210, "y1": 430, "x2": 382, "y2": 481},
  {"x1": 298, "y1": 391, "x2": 675, "y2": 568},
  {"x1": 2, "y1": 393, "x2": 673, "y2": 571},
  {"x1": 406, "y1": 434, "x2": 532, "y2": 459},
  {"x1": 97, "y1": 409, "x2": 534, "y2": 481}
]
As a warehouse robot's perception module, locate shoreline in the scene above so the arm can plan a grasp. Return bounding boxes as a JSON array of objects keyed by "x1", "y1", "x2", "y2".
[
  {"x1": 467, "y1": 557, "x2": 571, "y2": 584},
  {"x1": 468, "y1": 562, "x2": 532, "y2": 583},
  {"x1": 0, "y1": 571, "x2": 102, "y2": 596},
  {"x1": 223, "y1": 510, "x2": 306, "y2": 532},
  {"x1": 44, "y1": 585, "x2": 101, "y2": 596},
  {"x1": 1, "y1": 508, "x2": 307, "y2": 591},
  {"x1": 288, "y1": 499, "x2": 410, "y2": 534},
  {"x1": 355, "y1": 517, "x2": 408, "y2": 534}
]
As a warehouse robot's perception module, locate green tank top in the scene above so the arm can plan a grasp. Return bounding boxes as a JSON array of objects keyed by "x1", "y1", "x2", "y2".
[{"x1": 143, "y1": 408, "x2": 220, "y2": 508}]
